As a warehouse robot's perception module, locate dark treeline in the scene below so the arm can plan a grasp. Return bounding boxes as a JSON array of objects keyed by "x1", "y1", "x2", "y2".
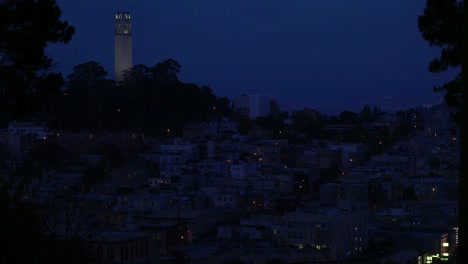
[{"x1": 36, "y1": 59, "x2": 232, "y2": 135}]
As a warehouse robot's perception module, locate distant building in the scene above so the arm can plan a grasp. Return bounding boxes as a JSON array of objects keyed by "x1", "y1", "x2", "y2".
[
  {"x1": 233, "y1": 94, "x2": 250, "y2": 116},
  {"x1": 7, "y1": 133, "x2": 36, "y2": 161},
  {"x1": 233, "y1": 94, "x2": 271, "y2": 119},
  {"x1": 8, "y1": 121, "x2": 50, "y2": 139},
  {"x1": 328, "y1": 143, "x2": 366, "y2": 169},
  {"x1": 230, "y1": 163, "x2": 248, "y2": 180},
  {"x1": 278, "y1": 201, "x2": 368, "y2": 261},
  {"x1": 114, "y1": 12, "x2": 132, "y2": 82},
  {"x1": 7, "y1": 121, "x2": 50, "y2": 160},
  {"x1": 82, "y1": 231, "x2": 160, "y2": 263},
  {"x1": 249, "y1": 94, "x2": 271, "y2": 119}
]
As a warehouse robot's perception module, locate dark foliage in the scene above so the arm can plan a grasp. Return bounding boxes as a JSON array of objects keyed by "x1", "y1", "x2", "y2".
[
  {"x1": 169, "y1": 249, "x2": 190, "y2": 264},
  {"x1": 0, "y1": 1, "x2": 88, "y2": 258},
  {"x1": 37, "y1": 59, "x2": 231, "y2": 135},
  {"x1": 419, "y1": 1, "x2": 466, "y2": 263},
  {"x1": 0, "y1": 0, "x2": 75, "y2": 121},
  {"x1": 418, "y1": 0, "x2": 462, "y2": 121},
  {"x1": 0, "y1": 178, "x2": 88, "y2": 264}
]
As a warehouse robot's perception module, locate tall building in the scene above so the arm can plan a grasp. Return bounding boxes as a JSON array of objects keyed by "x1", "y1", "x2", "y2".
[
  {"x1": 232, "y1": 94, "x2": 271, "y2": 119},
  {"x1": 114, "y1": 11, "x2": 132, "y2": 82}
]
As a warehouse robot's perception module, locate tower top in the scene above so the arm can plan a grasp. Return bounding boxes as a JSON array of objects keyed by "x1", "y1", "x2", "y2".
[
  {"x1": 115, "y1": 11, "x2": 131, "y2": 35},
  {"x1": 116, "y1": 11, "x2": 131, "y2": 20}
]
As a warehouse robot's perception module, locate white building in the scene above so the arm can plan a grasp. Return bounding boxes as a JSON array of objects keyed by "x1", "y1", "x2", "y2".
[
  {"x1": 8, "y1": 121, "x2": 50, "y2": 139},
  {"x1": 249, "y1": 94, "x2": 271, "y2": 119},
  {"x1": 328, "y1": 143, "x2": 366, "y2": 169},
  {"x1": 230, "y1": 163, "x2": 248, "y2": 179},
  {"x1": 232, "y1": 94, "x2": 271, "y2": 119}
]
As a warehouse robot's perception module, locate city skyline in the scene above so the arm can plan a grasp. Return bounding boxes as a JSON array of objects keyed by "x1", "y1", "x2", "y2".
[{"x1": 50, "y1": 0, "x2": 459, "y2": 114}]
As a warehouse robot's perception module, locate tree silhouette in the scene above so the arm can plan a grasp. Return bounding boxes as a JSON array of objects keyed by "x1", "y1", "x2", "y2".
[
  {"x1": 0, "y1": 0, "x2": 75, "y2": 120},
  {"x1": 359, "y1": 104, "x2": 372, "y2": 122},
  {"x1": 0, "y1": 2, "x2": 88, "y2": 261},
  {"x1": 418, "y1": 1, "x2": 467, "y2": 262},
  {"x1": 418, "y1": 0, "x2": 462, "y2": 121},
  {"x1": 66, "y1": 61, "x2": 109, "y2": 88},
  {"x1": 339, "y1": 110, "x2": 358, "y2": 124},
  {"x1": 39, "y1": 58, "x2": 233, "y2": 134}
]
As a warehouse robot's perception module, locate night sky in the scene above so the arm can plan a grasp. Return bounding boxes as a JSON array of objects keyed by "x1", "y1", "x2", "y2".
[{"x1": 49, "y1": 0, "x2": 459, "y2": 115}]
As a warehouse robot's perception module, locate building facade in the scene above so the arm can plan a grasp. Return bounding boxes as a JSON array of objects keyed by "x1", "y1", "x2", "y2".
[
  {"x1": 277, "y1": 202, "x2": 368, "y2": 262},
  {"x1": 233, "y1": 94, "x2": 271, "y2": 119}
]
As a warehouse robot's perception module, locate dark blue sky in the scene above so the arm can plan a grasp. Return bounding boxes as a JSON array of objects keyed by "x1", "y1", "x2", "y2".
[{"x1": 49, "y1": 0, "x2": 458, "y2": 115}]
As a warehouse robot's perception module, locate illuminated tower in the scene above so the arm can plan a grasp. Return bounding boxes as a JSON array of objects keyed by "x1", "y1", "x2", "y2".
[{"x1": 114, "y1": 11, "x2": 132, "y2": 82}]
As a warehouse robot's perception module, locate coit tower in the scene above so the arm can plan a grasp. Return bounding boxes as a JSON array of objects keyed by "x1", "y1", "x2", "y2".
[{"x1": 114, "y1": 11, "x2": 132, "y2": 82}]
